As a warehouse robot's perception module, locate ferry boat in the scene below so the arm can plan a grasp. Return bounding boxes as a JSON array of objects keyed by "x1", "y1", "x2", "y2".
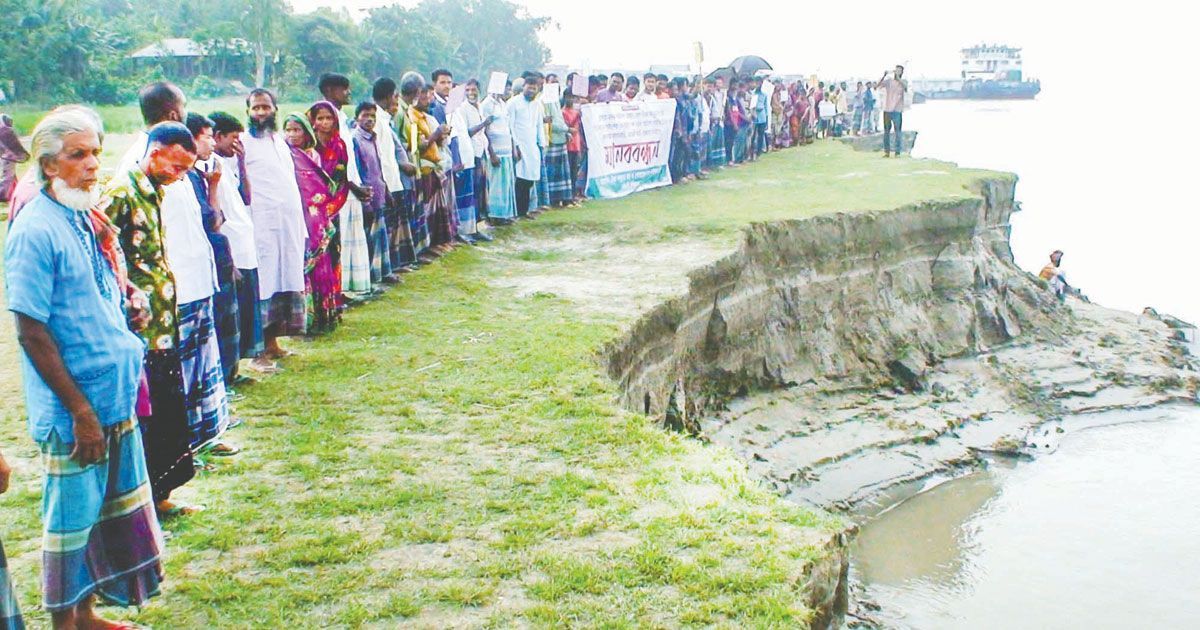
[{"x1": 912, "y1": 44, "x2": 1041, "y2": 101}]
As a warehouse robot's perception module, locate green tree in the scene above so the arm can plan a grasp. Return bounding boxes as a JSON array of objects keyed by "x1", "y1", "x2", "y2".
[
  {"x1": 360, "y1": 5, "x2": 456, "y2": 81},
  {"x1": 289, "y1": 8, "x2": 362, "y2": 83},
  {"x1": 412, "y1": 0, "x2": 550, "y2": 79}
]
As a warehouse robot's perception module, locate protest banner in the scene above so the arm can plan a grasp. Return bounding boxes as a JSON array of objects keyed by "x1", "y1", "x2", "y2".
[{"x1": 580, "y1": 99, "x2": 677, "y2": 199}]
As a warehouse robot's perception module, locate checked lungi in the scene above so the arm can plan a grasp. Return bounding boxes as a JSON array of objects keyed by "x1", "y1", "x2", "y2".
[
  {"x1": 386, "y1": 191, "x2": 417, "y2": 269},
  {"x1": 486, "y1": 157, "x2": 517, "y2": 221},
  {"x1": 211, "y1": 274, "x2": 240, "y2": 387},
  {"x1": 708, "y1": 125, "x2": 727, "y2": 167},
  {"x1": 454, "y1": 167, "x2": 478, "y2": 236},
  {"x1": 40, "y1": 419, "x2": 164, "y2": 613},
  {"x1": 421, "y1": 171, "x2": 455, "y2": 248},
  {"x1": 140, "y1": 349, "x2": 196, "y2": 503},
  {"x1": 339, "y1": 199, "x2": 371, "y2": 293},
  {"x1": 544, "y1": 143, "x2": 572, "y2": 206},
  {"x1": 236, "y1": 268, "x2": 265, "y2": 360},
  {"x1": 0, "y1": 539, "x2": 23, "y2": 630},
  {"x1": 177, "y1": 298, "x2": 230, "y2": 450},
  {"x1": 536, "y1": 146, "x2": 550, "y2": 208}
]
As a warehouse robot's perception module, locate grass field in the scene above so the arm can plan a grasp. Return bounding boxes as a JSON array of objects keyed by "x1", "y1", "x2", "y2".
[{"x1": 0, "y1": 141, "x2": 999, "y2": 627}]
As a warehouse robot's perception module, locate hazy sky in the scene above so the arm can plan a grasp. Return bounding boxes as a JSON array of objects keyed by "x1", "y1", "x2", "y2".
[{"x1": 288, "y1": 0, "x2": 1194, "y2": 84}]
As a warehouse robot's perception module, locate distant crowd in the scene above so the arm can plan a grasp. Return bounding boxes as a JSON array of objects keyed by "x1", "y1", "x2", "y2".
[{"x1": 0, "y1": 62, "x2": 908, "y2": 628}]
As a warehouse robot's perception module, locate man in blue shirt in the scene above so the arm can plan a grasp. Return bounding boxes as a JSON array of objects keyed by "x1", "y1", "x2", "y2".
[
  {"x1": 4, "y1": 107, "x2": 166, "y2": 627},
  {"x1": 752, "y1": 77, "x2": 771, "y2": 159}
]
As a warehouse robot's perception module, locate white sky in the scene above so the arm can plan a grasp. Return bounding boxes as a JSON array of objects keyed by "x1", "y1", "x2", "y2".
[{"x1": 288, "y1": 0, "x2": 1193, "y2": 84}]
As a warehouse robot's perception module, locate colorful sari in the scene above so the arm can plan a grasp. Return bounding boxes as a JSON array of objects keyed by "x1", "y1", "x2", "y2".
[{"x1": 285, "y1": 111, "x2": 344, "y2": 335}]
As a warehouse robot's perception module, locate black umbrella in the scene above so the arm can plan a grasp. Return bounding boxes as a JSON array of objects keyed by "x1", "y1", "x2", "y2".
[
  {"x1": 728, "y1": 55, "x2": 773, "y2": 76},
  {"x1": 705, "y1": 66, "x2": 736, "y2": 82}
]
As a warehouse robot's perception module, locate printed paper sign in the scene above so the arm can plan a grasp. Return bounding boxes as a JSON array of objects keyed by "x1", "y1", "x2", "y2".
[
  {"x1": 571, "y1": 73, "x2": 589, "y2": 97},
  {"x1": 541, "y1": 82, "x2": 561, "y2": 103}
]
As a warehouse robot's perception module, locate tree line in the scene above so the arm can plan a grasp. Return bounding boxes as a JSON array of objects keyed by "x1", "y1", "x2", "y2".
[{"x1": 0, "y1": 0, "x2": 551, "y2": 105}]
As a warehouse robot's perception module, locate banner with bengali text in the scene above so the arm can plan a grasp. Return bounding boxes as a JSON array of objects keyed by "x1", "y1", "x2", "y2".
[{"x1": 581, "y1": 100, "x2": 677, "y2": 199}]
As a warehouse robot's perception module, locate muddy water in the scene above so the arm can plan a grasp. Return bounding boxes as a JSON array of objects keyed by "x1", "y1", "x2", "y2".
[{"x1": 852, "y1": 406, "x2": 1200, "y2": 629}]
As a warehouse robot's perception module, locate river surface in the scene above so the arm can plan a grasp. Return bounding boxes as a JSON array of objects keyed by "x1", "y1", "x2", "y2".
[{"x1": 850, "y1": 100, "x2": 1200, "y2": 628}]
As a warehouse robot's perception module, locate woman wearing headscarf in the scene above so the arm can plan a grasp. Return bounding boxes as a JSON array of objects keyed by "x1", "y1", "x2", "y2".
[{"x1": 283, "y1": 108, "x2": 345, "y2": 334}]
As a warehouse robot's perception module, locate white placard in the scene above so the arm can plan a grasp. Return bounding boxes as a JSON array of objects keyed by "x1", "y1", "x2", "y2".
[
  {"x1": 571, "y1": 74, "x2": 589, "y2": 97},
  {"x1": 486, "y1": 71, "x2": 508, "y2": 96},
  {"x1": 541, "y1": 82, "x2": 561, "y2": 103}
]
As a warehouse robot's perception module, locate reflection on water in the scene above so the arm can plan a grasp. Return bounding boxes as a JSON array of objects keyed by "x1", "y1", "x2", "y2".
[{"x1": 852, "y1": 409, "x2": 1200, "y2": 629}]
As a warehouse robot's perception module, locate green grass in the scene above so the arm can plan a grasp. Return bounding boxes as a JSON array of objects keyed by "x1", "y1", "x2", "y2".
[{"x1": 0, "y1": 141, "x2": 1001, "y2": 627}]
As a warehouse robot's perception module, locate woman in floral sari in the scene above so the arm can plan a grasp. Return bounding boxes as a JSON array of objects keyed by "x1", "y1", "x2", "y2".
[{"x1": 283, "y1": 111, "x2": 346, "y2": 334}]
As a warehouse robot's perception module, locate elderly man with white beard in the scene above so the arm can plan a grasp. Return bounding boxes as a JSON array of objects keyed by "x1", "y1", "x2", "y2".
[{"x1": 5, "y1": 107, "x2": 167, "y2": 630}]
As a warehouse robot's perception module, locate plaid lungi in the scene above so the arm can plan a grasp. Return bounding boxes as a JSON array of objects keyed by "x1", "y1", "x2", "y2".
[
  {"x1": 177, "y1": 298, "x2": 230, "y2": 450},
  {"x1": 40, "y1": 419, "x2": 164, "y2": 613},
  {"x1": 544, "y1": 143, "x2": 572, "y2": 206},
  {"x1": 486, "y1": 156, "x2": 517, "y2": 220},
  {"x1": 454, "y1": 167, "x2": 477, "y2": 236},
  {"x1": 708, "y1": 126, "x2": 727, "y2": 167},
  {"x1": 689, "y1": 133, "x2": 705, "y2": 176},
  {"x1": 422, "y1": 172, "x2": 455, "y2": 247},
  {"x1": 212, "y1": 275, "x2": 240, "y2": 386},
  {"x1": 388, "y1": 191, "x2": 418, "y2": 267},
  {"x1": 0, "y1": 539, "x2": 23, "y2": 630},
  {"x1": 473, "y1": 158, "x2": 489, "y2": 222},
  {"x1": 339, "y1": 197, "x2": 371, "y2": 293},
  {"x1": 236, "y1": 268, "x2": 264, "y2": 360},
  {"x1": 363, "y1": 204, "x2": 391, "y2": 284},
  {"x1": 261, "y1": 291, "x2": 306, "y2": 337}
]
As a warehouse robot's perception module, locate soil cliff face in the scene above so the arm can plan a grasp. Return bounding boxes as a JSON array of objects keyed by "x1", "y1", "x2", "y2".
[{"x1": 605, "y1": 176, "x2": 1057, "y2": 427}]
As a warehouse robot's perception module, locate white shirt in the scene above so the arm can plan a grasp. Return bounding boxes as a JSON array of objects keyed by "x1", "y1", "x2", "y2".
[
  {"x1": 633, "y1": 91, "x2": 658, "y2": 103},
  {"x1": 461, "y1": 102, "x2": 490, "y2": 160},
  {"x1": 507, "y1": 94, "x2": 545, "y2": 180},
  {"x1": 209, "y1": 154, "x2": 258, "y2": 270},
  {"x1": 480, "y1": 96, "x2": 512, "y2": 156},
  {"x1": 117, "y1": 131, "x2": 217, "y2": 304},
  {"x1": 241, "y1": 131, "x2": 306, "y2": 299},
  {"x1": 449, "y1": 108, "x2": 474, "y2": 170},
  {"x1": 374, "y1": 106, "x2": 406, "y2": 193}
]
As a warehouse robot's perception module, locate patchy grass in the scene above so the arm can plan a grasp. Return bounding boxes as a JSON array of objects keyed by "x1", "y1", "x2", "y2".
[{"x1": 0, "y1": 141, "x2": 1001, "y2": 627}]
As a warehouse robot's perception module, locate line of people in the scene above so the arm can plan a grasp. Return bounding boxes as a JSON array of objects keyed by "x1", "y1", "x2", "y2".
[{"x1": 0, "y1": 61, "x2": 908, "y2": 628}]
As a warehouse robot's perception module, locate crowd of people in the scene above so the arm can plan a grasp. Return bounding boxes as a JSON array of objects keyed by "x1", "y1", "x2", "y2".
[{"x1": 0, "y1": 63, "x2": 908, "y2": 628}]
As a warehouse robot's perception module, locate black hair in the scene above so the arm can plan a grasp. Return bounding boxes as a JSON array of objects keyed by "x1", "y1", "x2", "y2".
[
  {"x1": 643, "y1": 72, "x2": 657, "y2": 81},
  {"x1": 524, "y1": 70, "x2": 544, "y2": 81},
  {"x1": 610, "y1": 72, "x2": 624, "y2": 80},
  {"x1": 147, "y1": 121, "x2": 197, "y2": 153},
  {"x1": 355, "y1": 101, "x2": 377, "y2": 117},
  {"x1": 246, "y1": 88, "x2": 277, "y2": 107},
  {"x1": 656, "y1": 74, "x2": 668, "y2": 83},
  {"x1": 431, "y1": 68, "x2": 453, "y2": 82},
  {"x1": 627, "y1": 76, "x2": 639, "y2": 86},
  {"x1": 545, "y1": 73, "x2": 558, "y2": 82},
  {"x1": 185, "y1": 112, "x2": 214, "y2": 137},
  {"x1": 208, "y1": 111, "x2": 245, "y2": 136},
  {"x1": 465, "y1": 78, "x2": 480, "y2": 87},
  {"x1": 372, "y1": 77, "x2": 397, "y2": 102},
  {"x1": 318, "y1": 73, "x2": 350, "y2": 94},
  {"x1": 139, "y1": 81, "x2": 184, "y2": 126}
]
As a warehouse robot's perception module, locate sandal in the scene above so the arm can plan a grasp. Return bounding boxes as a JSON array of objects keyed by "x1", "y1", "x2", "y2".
[
  {"x1": 205, "y1": 442, "x2": 241, "y2": 457},
  {"x1": 157, "y1": 501, "x2": 206, "y2": 519}
]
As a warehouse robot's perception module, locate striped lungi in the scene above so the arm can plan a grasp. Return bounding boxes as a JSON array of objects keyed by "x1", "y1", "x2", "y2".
[
  {"x1": 544, "y1": 143, "x2": 572, "y2": 206},
  {"x1": 388, "y1": 191, "x2": 418, "y2": 267},
  {"x1": 0, "y1": 538, "x2": 23, "y2": 630},
  {"x1": 486, "y1": 156, "x2": 517, "y2": 220},
  {"x1": 40, "y1": 419, "x2": 164, "y2": 613},
  {"x1": 339, "y1": 198, "x2": 371, "y2": 293},
  {"x1": 473, "y1": 158, "x2": 489, "y2": 221},
  {"x1": 178, "y1": 297, "x2": 230, "y2": 450},
  {"x1": 454, "y1": 167, "x2": 477, "y2": 236},
  {"x1": 689, "y1": 133, "x2": 705, "y2": 176}
]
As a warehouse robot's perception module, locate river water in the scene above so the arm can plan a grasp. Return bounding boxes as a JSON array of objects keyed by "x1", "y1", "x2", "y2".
[{"x1": 850, "y1": 101, "x2": 1200, "y2": 628}]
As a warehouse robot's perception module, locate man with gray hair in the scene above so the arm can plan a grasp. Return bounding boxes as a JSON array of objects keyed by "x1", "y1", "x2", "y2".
[{"x1": 5, "y1": 107, "x2": 166, "y2": 629}]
